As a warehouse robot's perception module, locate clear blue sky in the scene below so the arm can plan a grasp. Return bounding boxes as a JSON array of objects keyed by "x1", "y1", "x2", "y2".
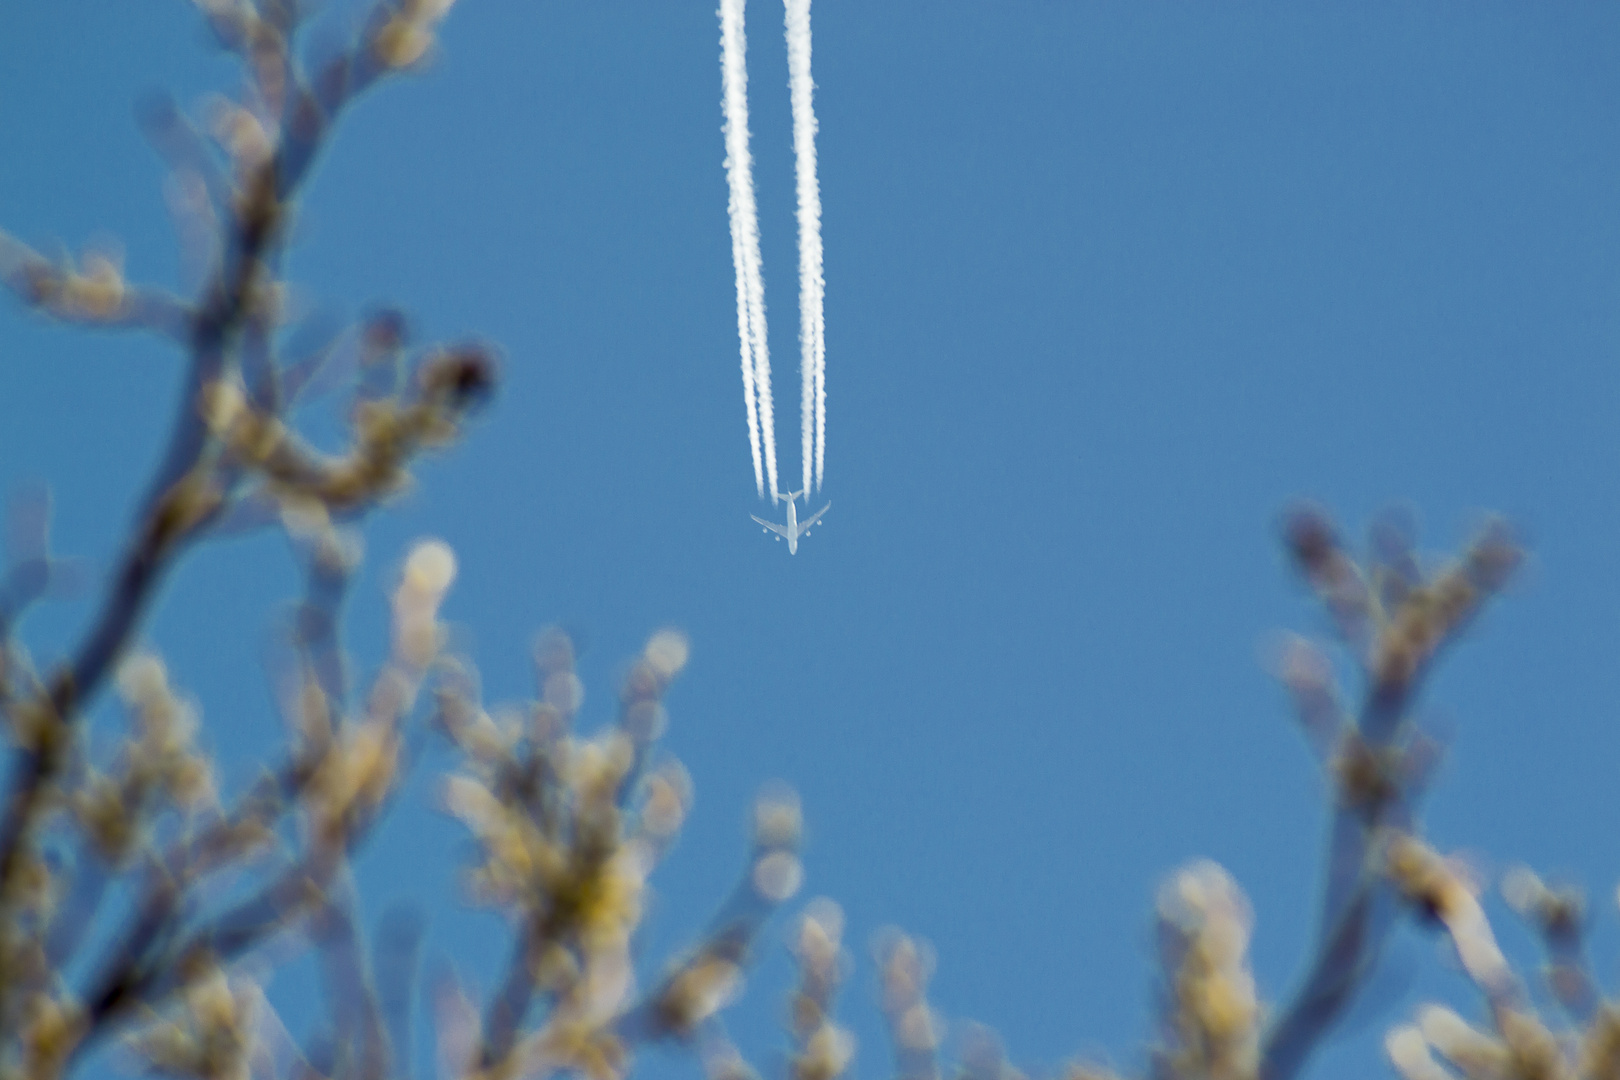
[{"x1": 4, "y1": 3, "x2": 1620, "y2": 1079}]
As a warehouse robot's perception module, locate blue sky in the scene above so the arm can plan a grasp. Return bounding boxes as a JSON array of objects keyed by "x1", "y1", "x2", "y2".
[{"x1": 4, "y1": 2, "x2": 1620, "y2": 1079}]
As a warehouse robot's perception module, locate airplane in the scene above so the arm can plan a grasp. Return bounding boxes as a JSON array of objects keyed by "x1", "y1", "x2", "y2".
[{"x1": 750, "y1": 489, "x2": 829, "y2": 554}]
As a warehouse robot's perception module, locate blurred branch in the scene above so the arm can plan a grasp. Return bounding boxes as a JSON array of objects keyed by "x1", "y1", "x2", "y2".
[
  {"x1": 1501, "y1": 867, "x2": 1600, "y2": 1024},
  {"x1": 786, "y1": 901, "x2": 854, "y2": 1080},
  {"x1": 0, "y1": 232, "x2": 193, "y2": 340},
  {"x1": 68, "y1": 540, "x2": 455, "y2": 1065},
  {"x1": 0, "y1": 0, "x2": 477, "y2": 1047},
  {"x1": 308, "y1": 879, "x2": 391, "y2": 1080},
  {"x1": 1153, "y1": 862, "x2": 1260, "y2": 1080},
  {"x1": 850, "y1": 510, "x2": 1521, "y2": 1080},
  {"x1": 875, "y1": 931, "x2": 942, "y2": 1080},
  {"x1": 1258, "y1": 510, "x2": 1521, "y2": 1080},
  {"x1": 429, "y1": 626, "x2": 809, "y2": 1080}
]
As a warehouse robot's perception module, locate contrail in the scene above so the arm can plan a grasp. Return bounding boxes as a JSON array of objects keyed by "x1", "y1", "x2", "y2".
[
  {"x1": 785, "y1": 0, "x2": 826, "y2": 494},
  {"x1": 720, "y1": 0, "x2": 779, "y2": 500},
  {"x1": 729, "y1": 202, "x2": 763, "y2": 496}
]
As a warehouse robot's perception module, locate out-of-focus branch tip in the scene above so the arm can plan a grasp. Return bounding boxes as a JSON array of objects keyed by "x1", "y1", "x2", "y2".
[
  {"x1": 1154, "y1": 861, "x2": 1259, "y2": 1080},
  {"x1": 788, "y1": 899, "x2": 853, "y2": 1080},
  {"x1": 372, "y1": 0, "x2": 460, "y2": 70}
]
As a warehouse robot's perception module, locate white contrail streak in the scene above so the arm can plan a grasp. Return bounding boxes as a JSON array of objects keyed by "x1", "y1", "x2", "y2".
[
  {"x1": 720, "y1": 0, "x2": 779, "y2": 500},
  {"x1": 784, "y1": 0, "x2": 826, "y2": 494},
  {"x1": 729, "y1": 199, "x2": 764, "y2": 497}
]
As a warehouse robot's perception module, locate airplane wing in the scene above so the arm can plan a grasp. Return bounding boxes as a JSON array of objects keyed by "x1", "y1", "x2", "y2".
[
  {"x1": 750, "y1": 515, "x2": 792, "y2": 539},
  {"x1": 797, "y1": 502, "x2": 830, "y2": 533}
]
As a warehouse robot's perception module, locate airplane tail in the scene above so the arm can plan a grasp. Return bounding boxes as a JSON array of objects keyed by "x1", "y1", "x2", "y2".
[{"x1": 775, "y1": 489, "x2": 804, "y2": 504}]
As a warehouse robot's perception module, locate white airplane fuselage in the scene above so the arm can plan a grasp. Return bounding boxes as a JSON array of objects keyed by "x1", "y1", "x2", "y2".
[{"x1": 782, "y1": 498, "x2": 800, "y2": 553}]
